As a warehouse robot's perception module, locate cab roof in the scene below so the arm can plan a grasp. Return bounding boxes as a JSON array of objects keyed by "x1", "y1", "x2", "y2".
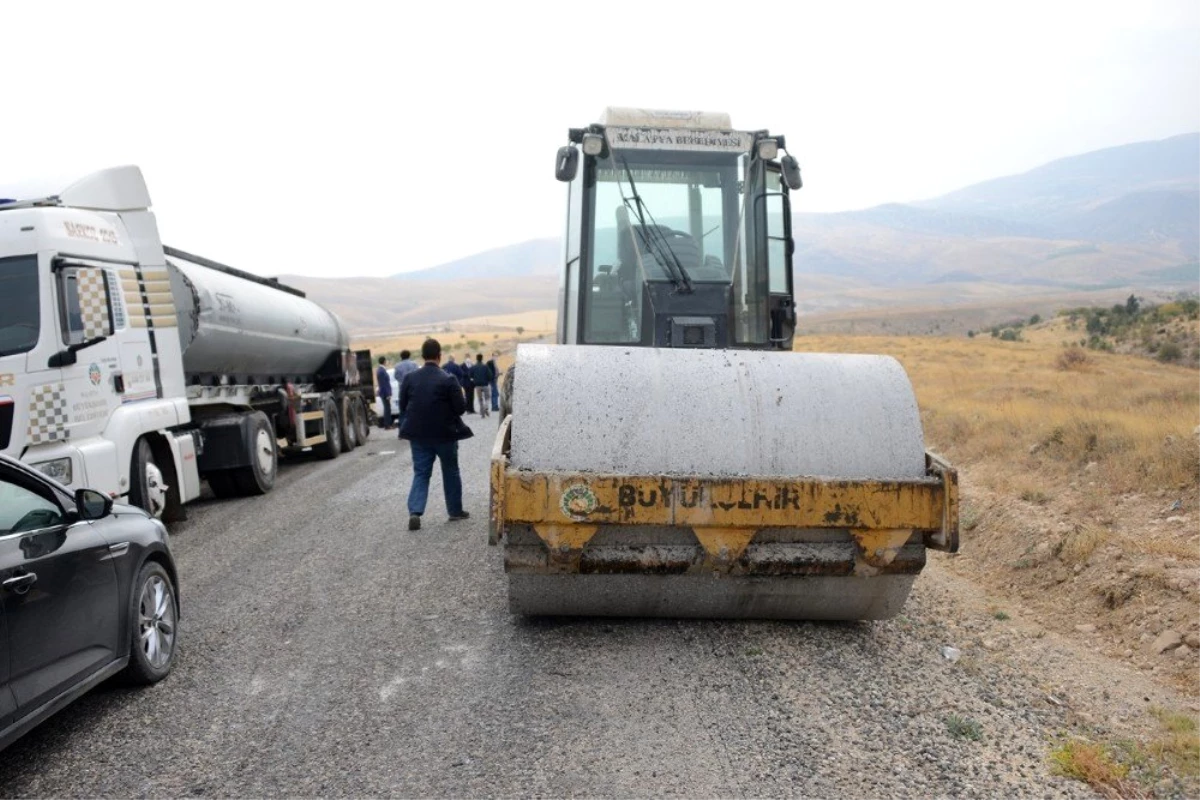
[
  {"x1": 0, "y1": 165, "x2": 150, "y2": 212},
  {"x1": 598, "y1": 108, "x2": 734, "y2": 130}
]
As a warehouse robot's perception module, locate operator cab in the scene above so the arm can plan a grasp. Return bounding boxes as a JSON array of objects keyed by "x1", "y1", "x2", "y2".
[{"x1": 554, "y1": 108, "x2": 802, "y2": 350}]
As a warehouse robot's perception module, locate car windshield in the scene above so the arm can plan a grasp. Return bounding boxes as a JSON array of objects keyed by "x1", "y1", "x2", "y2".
[
  {"x1": 593, "y1": 152, "x2": 741, "y2": 285},
  {"x1": 0, "y1": 255, "x2": 39, "y2": 357}
]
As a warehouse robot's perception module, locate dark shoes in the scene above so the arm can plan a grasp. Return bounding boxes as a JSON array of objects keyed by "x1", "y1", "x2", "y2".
[{"x1": 448, "y1": 511, "x2": 470, "y2": 521}]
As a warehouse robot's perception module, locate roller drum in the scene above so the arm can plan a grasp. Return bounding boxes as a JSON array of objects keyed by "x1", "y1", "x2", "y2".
[
  {"x1": 509, "y1": 344, "x2": 927, "y2": 480},
  {"x1": 502, "y1": 344, "x2": 933, "y2": 620}
]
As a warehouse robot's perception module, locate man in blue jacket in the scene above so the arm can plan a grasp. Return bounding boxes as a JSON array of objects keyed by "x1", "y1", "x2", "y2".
[
  {"x1": 458, "y1": 353, "x2": 477, "y2": 414},
  {"x1": 469, "y1": 354, "x2": 492, "y2": 419},
  {"x1": 375, "y1": 356, "x2": 394, "y2": 429},
  {"x1": 399, "y1": 338, "x2": 472, "y2": 531},
  {"x1": 486, "y1": 351, "x2": 501, "y2": 413},
  {"x1": 442, "y1": 355, "x2": 463, "y2": 389}
]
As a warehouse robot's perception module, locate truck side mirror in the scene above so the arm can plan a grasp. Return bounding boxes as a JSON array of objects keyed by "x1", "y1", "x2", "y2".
[
  {"x1": 555, "y1": 146, "x2": 579, "y2": 182},
  {"x1": 781, "y1": 155, "x2": 802, "y2": 191}
]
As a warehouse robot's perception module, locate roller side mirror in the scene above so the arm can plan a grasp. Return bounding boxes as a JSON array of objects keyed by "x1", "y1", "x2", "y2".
[
  {"x1": 781, "y1": 155, "x2": 802, "y2": 191},
  {"x1": 555, "y1": 146, "x2": 579, "y2": 182}
]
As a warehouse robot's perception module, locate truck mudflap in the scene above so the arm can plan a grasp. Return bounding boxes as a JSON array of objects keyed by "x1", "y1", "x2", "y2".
[{"x1": 489, "y1": 415, "x2": 959, "y2": 578}]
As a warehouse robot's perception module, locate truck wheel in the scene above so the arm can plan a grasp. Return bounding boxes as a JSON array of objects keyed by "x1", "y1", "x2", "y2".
[
  {"x1": 129, "y1": 438, "x2": 168, "y2": 518},
  {"x1": 313, "y1": 398, "x2": 341, "y2": 460},
  {"x1": 354, "y1": 399, "x2": 370, "y2": 443},
  {"x1": 233, "y1": 412, "x2": 278, "y2": 495},
  {"x1": 340, "y1": 398, "x2": 358, "y2": 453},
  {"x1": 206, "y1": 471, "x2": 240, "y2": 499}
]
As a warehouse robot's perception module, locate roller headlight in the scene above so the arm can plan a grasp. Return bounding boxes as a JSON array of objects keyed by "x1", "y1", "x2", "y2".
[
  {"x1": 756, "y1": 138, "x2": 779, "y2": 160},
  {"x1": 582, "y1": 133, "x2": 605, "y2": 156}
]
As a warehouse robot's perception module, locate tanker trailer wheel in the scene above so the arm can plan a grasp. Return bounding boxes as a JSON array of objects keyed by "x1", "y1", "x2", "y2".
[
  {"x1": 339, "y1": 397, "x2": 358, "y2": 453},
  {"x1": 353, "y1": 398, "x2": 370, "y2": 443},
  {"x1": 233, "y1": 412, "x2": 278, "y2": 495},
  {"x1": 129, "y1": 437, "x2": 169, "y2": 519},
  {"x1": 205, "y1": 471, "x2": 240, "y2": 499},
  {"x1": 313, "y1": 398, "x2": 342, "y2": 460}
]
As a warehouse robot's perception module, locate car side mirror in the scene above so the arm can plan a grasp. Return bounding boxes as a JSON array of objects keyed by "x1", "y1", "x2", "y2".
[
  {"x1": 75, "y1": 488, "x2": 113, "y2": 520},
  {"x1": 781, "y1": 155, "x2": 802, "y2": 191},
  {"x1": 555, "y1": 146, "x2": 579, "y2": 182}
]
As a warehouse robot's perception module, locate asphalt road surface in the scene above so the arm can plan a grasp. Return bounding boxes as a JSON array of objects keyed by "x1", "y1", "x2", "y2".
[{"x1": 0, "y1": 420, "x2": 1107, "y2": 798}]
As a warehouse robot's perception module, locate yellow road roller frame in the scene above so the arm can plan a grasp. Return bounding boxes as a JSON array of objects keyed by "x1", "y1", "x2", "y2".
[{"x1": 489, "y1": 416, "x2": 958, "y2": 574}]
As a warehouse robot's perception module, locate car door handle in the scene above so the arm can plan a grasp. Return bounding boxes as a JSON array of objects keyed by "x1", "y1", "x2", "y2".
[{"x1": 2, "y1": 573, "x2": 37, "y2": 593}]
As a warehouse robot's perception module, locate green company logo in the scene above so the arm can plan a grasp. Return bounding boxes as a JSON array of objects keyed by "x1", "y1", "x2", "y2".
[
  {"x1": 88, "y1": 363, "x2": 102, "y2": 386},
  {"x1": 560, "y1": 483, "x2": 597, "y2": 518}
]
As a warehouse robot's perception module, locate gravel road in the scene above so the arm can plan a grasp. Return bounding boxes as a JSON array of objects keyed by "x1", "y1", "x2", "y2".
[{"x1": 0, "y1": 422, "x2": 1124, "y2": 798}]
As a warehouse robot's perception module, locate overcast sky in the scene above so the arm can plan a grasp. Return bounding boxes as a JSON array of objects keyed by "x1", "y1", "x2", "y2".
[{"x1": 3, "y1": 0, "x2": 1197, "y2": 279}]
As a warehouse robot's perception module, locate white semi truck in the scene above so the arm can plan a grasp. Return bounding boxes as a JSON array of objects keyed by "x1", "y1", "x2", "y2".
[{"x1": 0, "y1": 166, "x2": 374, "y2": 520}]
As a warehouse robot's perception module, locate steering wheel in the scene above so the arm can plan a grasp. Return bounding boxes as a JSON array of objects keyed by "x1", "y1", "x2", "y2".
[{"x1": 10, "y1": 507, "x2": 63, "y2": 533}]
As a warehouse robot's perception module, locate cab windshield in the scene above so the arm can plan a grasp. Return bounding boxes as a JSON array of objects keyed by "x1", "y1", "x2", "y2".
[
  {"x1": 582, "y1": 146, "x2": 772, "y2": 345},
  {"x1": 591, "y1": 152, "x2": 740, "y2": 286},
  {"x1": 0, "y1": 255, "x2": 39, "y2": 357}
]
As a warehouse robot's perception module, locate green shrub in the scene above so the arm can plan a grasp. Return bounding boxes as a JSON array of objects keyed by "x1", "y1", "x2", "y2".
[{"x1": 1158, "y1": 342, "x2": 1183, "y2": 362}]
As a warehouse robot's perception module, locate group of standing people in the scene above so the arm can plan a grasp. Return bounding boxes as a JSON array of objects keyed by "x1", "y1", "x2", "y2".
[
  {"x1": 442, "y1": 352, "x2": 499, "y2": 418},
  {"x1": 373, "y1": 342, "x2": 502, "y2": 531},
  {"x1": 375, "y1": 350, "x2": 499, "y2": 428}
]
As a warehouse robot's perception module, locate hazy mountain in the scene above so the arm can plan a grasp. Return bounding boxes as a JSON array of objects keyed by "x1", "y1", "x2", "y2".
[
  {"x1": 916, "y1": 132, "x2": 1199, "y2": 224},
  {"x1": 278, "y1": 274, "x2": 557, "y2": 332},
  {"x1": 396, "y1": 238, "x2": 560, "y2": 281},
  {"x1": 1054, "y1": 189, "x2": 1199, "y2": 254},
  {"x1": 793, "y1": 131, "x2": 1199, "y2": 287}
]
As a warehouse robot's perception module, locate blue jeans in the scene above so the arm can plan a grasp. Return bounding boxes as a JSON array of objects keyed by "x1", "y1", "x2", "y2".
[
  {"x1": 407, "y1": 440, "x2": 463, "y2": 517},
  {"x1": 489, "y1": 379, "x2": 499, "y2": 411}
]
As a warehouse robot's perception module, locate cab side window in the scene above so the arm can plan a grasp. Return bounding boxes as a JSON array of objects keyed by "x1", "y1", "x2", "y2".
[
  {"x1": 57, "y1": 266, "x2": 114, "y2": 346},
  {"x1": 0, "y1": 477, "x2": 64, "y2": 534},
  {"x1": 63, "y1": 273, "x2": 85, "y2": 345}
]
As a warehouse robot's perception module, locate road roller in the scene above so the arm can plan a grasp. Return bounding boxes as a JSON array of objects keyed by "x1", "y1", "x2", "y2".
[{"x1": 489, "y1": 108, "x2": 958, "y2": 619}]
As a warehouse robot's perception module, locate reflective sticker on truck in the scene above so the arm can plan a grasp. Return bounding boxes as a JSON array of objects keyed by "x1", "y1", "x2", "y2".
[
  {"x1": 27, "y1": 383, "x2": 70, "y2": 445},
  {"x1": 76, "y1": 268, "x2": 110, "y2": 340}
]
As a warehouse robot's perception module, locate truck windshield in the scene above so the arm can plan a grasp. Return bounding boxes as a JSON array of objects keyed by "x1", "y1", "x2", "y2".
[{"x1": 0, "y1": 255, "x2": 39, "y2": 357}]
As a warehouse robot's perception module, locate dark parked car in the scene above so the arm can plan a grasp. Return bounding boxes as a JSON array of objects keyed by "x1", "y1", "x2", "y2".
[{"x1": 0, "y1": 453, "x2": 179, "y2": 751}]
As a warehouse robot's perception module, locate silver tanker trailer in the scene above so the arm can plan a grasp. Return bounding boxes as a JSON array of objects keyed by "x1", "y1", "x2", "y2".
[{"x1": 0, "y1": 166, "x2": 376, "y2": 520}]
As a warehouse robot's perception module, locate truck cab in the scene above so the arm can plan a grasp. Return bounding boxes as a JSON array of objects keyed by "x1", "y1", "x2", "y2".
[
  {"x1": 0, "y1": 167, "x2": 197, "y2": 515},
  {"x1": 552, "y1": 108, "x2": 802, "y2": 350}
]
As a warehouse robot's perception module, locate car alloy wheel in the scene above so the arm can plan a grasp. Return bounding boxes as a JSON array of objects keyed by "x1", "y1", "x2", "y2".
[{"x1": 139, "y1": 572, "x2": 176, "y2": 670}]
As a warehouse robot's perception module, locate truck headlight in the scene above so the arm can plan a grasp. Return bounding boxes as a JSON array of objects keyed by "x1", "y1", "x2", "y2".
[
  {"x1": 33, "y1": 457, "x2": 72, "y2": 485},
  {"x1": 756, "y1": 138, "x2": 779, "y2": 160}
]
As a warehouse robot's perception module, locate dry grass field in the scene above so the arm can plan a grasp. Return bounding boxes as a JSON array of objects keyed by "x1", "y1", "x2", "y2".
[
  {"x1": 353, "y1": 311, "x2": 556, "y2": 373},
  {"x1": 795, "y1": 327, "x2": 1200, "y2": 693}
]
